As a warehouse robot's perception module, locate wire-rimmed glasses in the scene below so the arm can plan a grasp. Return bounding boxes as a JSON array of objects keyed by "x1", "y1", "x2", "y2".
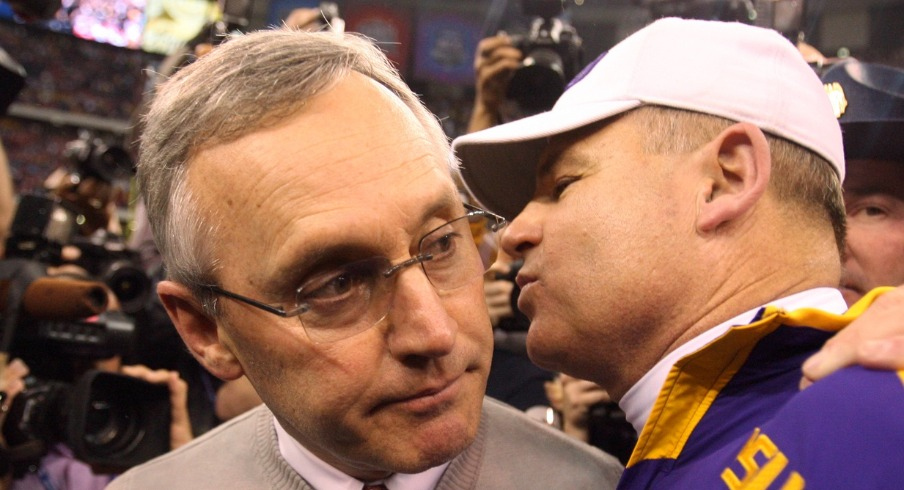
[{"x1": 201, "y1": 204, "x2": 506, "y2": 342}]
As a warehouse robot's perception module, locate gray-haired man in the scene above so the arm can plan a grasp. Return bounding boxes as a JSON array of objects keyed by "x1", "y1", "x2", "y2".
[{"x1": 108, "y1": 29, "x2": 621, "y2": 490}]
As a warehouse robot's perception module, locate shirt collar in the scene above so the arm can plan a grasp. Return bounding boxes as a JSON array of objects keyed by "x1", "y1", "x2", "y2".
[
  {"x1": 274, "y1": 417, "x2": 450, "y2": 490},
  {"x1": 619, "y1": 287, "x2": 848, "y2": 435}
]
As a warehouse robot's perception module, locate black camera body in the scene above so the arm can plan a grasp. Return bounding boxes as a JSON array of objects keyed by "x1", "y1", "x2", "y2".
[
  {"x1": 5, "y1": 194, "x2": 152, "y2": 314},
  {"x1": 0, "y1": 258, "x2": 170, "y2": 475},
  {"x1": 67, "y1": 234, "x2": 152, "y2": 315},
  {"x1": 63, "y1": 132, "x2": 134, "y2": 185},
  {"x1": 2, "y1": 370, "x2": 170, "y2": 476},
  {"x1": 587, "y1": 402, "x2": 637, "y2": 465},
  {"x1": 506, "y1": 0, "x2": 584, "y2": 115},
  {"x1": 1, "y1": 225, "x2": 166, "y2": 475}
]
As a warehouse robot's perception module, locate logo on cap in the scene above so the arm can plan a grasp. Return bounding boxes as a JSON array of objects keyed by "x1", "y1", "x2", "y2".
[{"x1": 823, "y1": 82, "x2": 848, "y2": 119}]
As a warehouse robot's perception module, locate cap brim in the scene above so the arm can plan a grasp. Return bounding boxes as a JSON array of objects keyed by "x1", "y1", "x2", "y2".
[{"x1": 454, "y1": 99, "x2": 642, "y2": 219}]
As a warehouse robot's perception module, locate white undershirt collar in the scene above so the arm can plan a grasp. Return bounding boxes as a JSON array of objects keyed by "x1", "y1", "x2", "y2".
[
  {"x1": 619, "y1": 287, "x2": 848, "y2": 435},
  {"x1": 274, "y1": 417, "x2": 449, "y2": 490}
]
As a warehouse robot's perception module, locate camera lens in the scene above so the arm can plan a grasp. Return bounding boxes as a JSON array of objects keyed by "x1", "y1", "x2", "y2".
[
  {"x1": 507, "y1": 49, "x2": 567, "y2": 114},
  {"x1": 83, "y1": 397, "x2": 143, "y2": 455},
  {"x1": 91, "y1": 145, "x2": 134, "y2": 183},
  {"x1": 102, "y1": 260, "x2": 152, "y2": 313}
]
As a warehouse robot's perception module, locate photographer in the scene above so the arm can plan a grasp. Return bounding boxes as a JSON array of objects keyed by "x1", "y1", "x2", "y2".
[
  {"x1": 0, "y1": 358, "x2": 29, "y2": 490},
  {"x1": 468, "y1": 34, "x2": 524, "y2": 133},
  {"x1": 468, "y1": 0, "x2": 583, "y2": 133},
  {"x1": 7, "y1": 363, "x2": 191, "y2": 490},
  {"x1": 0, "y1": 266, "x2": 194, "y2": 490},
  {"x1": 42, "y1": 163, "x2": 124, "y2": 239}
]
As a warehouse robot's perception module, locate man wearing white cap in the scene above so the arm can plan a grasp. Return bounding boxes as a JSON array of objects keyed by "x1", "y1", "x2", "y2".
[{"x1": 454, "y1": 17, "x2": 904, "y2": 487}]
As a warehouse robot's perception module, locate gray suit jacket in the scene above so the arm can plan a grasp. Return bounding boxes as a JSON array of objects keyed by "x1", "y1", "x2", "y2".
[{"x1": 107, "y1": 398, "x2": 623, "y2": 489}]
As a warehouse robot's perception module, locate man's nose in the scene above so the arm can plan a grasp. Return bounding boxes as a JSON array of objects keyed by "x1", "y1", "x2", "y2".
[
  {"x1": 501, "y1": 201, "x2": 544, "y2": 259},
  {"x1": 385, "y1": 266, "x2": 457, "y2": 360}
]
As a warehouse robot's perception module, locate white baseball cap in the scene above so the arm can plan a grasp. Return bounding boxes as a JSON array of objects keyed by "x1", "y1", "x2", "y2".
[{"x1": 453, "y1": 17, "x2": 845, "y2": 219}]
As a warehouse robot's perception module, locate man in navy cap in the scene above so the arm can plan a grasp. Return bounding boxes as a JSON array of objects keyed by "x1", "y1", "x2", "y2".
[{"x1": 823, "y1": 61, "x2": 904, "y2": 306}]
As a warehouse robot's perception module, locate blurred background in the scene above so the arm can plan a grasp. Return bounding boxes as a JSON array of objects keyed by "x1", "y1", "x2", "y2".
[{"x1": 0, "y1": 0, "x2": 901, "y2": 221}]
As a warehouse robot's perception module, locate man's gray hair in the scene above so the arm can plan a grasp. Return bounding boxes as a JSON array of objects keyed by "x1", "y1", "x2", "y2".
[{"x1": 138, "y1": 29, "x2": 450, "y2": 304}]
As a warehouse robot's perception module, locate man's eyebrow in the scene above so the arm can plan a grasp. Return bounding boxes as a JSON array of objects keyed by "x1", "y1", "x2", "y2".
[
  {"x1": 263, "y1": 191, "x2": 460, "y2": 295},
  {"x1": 264, "y1": 243, "x2": 364, "y2": 297},
  {"x1": 417, "y1": 192, "x2": 461, "y2": 225}
]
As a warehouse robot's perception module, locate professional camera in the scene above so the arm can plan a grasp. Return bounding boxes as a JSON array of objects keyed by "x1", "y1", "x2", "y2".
[
  {"x1": 507, "y1": 0, "x2": 584, "y2": 114},
  {"x1": 63, "y1": 131, "x2": 134, "y2": 185},
  {"x1": 5, "y1": 194, "x2": 152, "y2": 313},
  {"x1": 0, "y1": 258, "x2": 170, "y2": 476},
  {"x1": 2, "y1": 370, "x2": 170, "y2": 475}
]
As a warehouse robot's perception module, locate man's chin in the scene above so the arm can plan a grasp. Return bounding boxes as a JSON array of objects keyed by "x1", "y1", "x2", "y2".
[
  {"x1": 402, "y1": 387, "x2": 483, "y2": 465},
  {"x1": 340, "y1": 412, "x2": 478, "y2": 480},
  {"x1": 525, "y1": 327, "x2": 568, "y2": 373},
  {"x1": 399, "y1": 419, "x2": 477, "y2": 472}
]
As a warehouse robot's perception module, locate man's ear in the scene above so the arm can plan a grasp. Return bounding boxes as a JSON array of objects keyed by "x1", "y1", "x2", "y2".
[
  {"x1": 157, "y1": 280, "x2": 244, "y2": 381},
  {"x1": 696, "y1": 122, "x2": 771, "y2": 234}
]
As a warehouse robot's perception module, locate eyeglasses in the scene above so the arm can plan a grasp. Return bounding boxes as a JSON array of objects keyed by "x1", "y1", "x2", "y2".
[{"x1": 201, "y1": 204, "x2": 506, "y2": 343}]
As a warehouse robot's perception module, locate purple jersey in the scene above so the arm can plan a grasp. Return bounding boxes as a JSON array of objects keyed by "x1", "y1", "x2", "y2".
[{"x1": 620, "y1": 292, "x2": 904, "y2": 489}]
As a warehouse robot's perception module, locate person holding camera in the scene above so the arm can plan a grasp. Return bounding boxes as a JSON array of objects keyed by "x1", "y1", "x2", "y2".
[
  {"x1": 468, "y1": 34, "x2": 524, "y2": 134},
  {"x1": 454, "y1": 17, "x2": 904, "y2": 487},
  {"x1": 0, "y1": 356, "x2": 187, "y2": 490},
  {"x1": 0, "y1": 357, "x2": 28, "y2": 490},
  {"x1": 468, "y1": 1, "x2": 583, "y2": 135},
  {"x1": 0, "y1": 267, "x2": 195, "y2": 490},
  {"x1": 4, "y1": 364, "x2": 191, "y2": 490},
  {"x1": 543, "y1": 374, "x2": 636, "y2": 465}
]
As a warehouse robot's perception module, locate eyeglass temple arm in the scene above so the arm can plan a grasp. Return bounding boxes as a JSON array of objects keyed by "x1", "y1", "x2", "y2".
[
  {"x1": 463, "y1": 203, "x2": 507, "y2": 230},
  {"x1": 204, "y1": 285, "x2": 291, "y2": 317}
]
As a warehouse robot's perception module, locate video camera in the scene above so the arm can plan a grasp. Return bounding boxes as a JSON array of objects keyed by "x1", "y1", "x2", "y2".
[
  {"x1": 5, "y1": 194, "x2": 151, "y2": 314},
  {"x1": 0, "y1": 129, "x2": 164, "y2": 474},
  {"x1": 506, "y1": 0, "x2": 584, "y2": 115},
  {"x1": 0, "y1": 259, "x2": 170, "y2": 476},
  {"x1": 62, "y1": 131, "x2": 134, "y2": 186},
  {"x1": 5, "y1": 128, "x2": 151, "y2": 314}
]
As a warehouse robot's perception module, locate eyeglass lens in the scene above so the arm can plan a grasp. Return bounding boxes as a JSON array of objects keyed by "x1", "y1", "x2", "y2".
[{"x1": 296, "y1": 211, "x2": 501, "y2": 342}]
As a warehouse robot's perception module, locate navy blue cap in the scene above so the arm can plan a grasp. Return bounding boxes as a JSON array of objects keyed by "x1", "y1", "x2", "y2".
[{"x1": 821, "y1": 60, "x2": 904, "y2": 162}]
